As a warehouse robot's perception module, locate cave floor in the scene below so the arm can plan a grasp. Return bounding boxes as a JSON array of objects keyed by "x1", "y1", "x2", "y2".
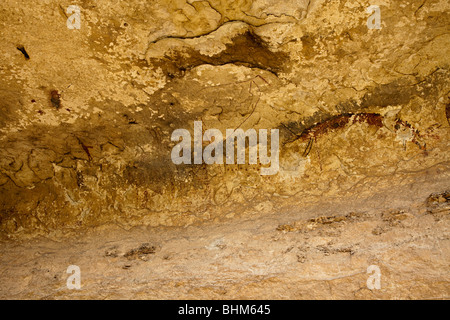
[{"x1": 1, "y1": 176, "x2": 448, "y2": 300}]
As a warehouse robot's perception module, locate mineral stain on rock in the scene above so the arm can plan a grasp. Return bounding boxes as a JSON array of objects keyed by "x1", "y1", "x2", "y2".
[
  {"x1": 124, "y1": 243, "x2": 158, "y2": 260},
  {"x1": 147, "y1": 24, "x2": 289, "y2": 78},
  {"x1": 280, "y1": 112, "x2": 384, "y2": 145},
  {"x1": 16, "y1": 45, "x2": 30, "y2": 60},
  {"x1": 446, "y1": 103, "x2": 450, "y2": 125},
  {"x1": 50, "y1": 90, "x2": 61, "y2": 109}
]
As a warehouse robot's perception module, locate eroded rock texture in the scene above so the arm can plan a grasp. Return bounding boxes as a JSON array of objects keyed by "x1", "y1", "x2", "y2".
[{"x1": 0, "y1": 0, "x2": 449, "y2": 299}]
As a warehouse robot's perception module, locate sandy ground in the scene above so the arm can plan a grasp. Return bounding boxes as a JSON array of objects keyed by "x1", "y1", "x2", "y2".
[{"x1": 0, "y1": 174, "x2": 448, "y2": 300}]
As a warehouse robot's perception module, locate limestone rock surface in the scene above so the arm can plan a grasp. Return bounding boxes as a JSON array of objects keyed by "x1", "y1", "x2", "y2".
[{"x1": 0, "y1": 0, "x2": 449, "y2": 299}]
